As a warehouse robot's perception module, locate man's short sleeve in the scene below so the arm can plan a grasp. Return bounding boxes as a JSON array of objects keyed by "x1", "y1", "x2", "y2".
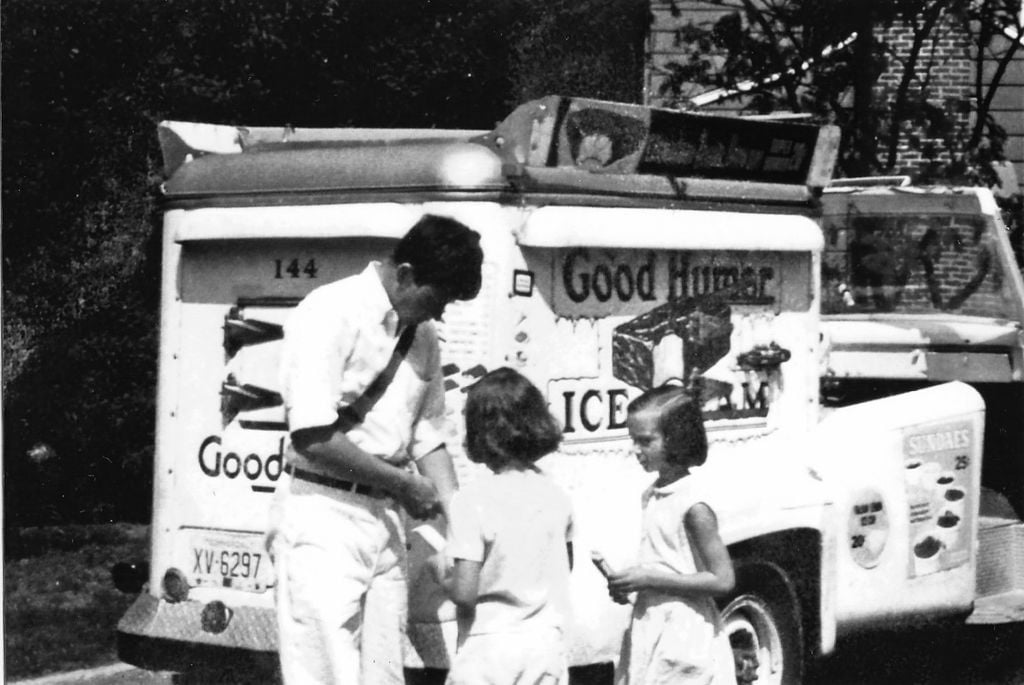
[
  {"x1": 280, "y1": 290, "x2": 351, "y2": 432},
  {"x1": 447, "y1": 489, "x2": 485, "y2": 563}
]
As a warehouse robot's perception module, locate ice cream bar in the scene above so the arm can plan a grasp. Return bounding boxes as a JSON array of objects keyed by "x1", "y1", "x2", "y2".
[
  {"x1": 590, "y1": 551, "x2": 615, "y2": 578},
  {"x1": 412, "y1": 524, "x2": 447, "y2": 552}
]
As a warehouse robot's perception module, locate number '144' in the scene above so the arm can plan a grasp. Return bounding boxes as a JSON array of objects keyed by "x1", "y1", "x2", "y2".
[{"x1": 274, "y1": 258, "x2": 318, "y2": 279}]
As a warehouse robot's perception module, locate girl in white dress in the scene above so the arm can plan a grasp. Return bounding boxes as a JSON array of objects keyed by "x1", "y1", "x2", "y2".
[{"x1": 607, "y1": 385, "x2": 737, "y2": 685}]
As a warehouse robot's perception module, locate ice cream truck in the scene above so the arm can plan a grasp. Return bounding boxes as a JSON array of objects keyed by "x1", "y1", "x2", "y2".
[{"x1": 115, "y1": 96, "x2": 1022, "y2": 684}]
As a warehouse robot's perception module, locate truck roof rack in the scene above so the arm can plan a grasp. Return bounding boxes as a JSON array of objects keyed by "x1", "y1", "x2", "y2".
[
  {"x1": 157, "y1": 121, "x2": 486, "y2": 177},
  {"x1": 158, "y1": 95, "x2": 841, "y2": 202}
]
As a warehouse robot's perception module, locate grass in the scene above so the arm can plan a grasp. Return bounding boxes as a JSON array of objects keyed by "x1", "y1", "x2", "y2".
[{"x1": 4, "y1": 523, "x2": 150, "y2": 680}]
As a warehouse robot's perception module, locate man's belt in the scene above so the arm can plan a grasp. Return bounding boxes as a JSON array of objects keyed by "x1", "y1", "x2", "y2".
[{"x1": 284, "y1": 464, "x2": 386, "y2": 498}]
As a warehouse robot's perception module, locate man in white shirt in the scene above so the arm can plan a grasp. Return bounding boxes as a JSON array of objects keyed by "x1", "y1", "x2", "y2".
[{"x1": 269, "y1": 214, "x2": 483, "y2": 684}]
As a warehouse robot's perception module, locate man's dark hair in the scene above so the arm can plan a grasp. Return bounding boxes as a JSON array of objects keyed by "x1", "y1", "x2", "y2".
[
  {"x1": 393, "y1": 214, "x2": 483, "y2": 301},
  {"x1": 464, "y1": 367, "x2": 563, "y2": 469}
]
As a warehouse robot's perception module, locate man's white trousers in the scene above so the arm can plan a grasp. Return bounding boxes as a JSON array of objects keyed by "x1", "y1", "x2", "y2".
[{"x1": 268, "y1": 476, "x2": 407, "y2": 685}]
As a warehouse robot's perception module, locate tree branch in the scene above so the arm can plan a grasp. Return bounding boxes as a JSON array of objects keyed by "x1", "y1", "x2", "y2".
[
  {"x1": 968, "y1": 2, "x2": 1023, "y2": 148},
  {"x1": 971, "y1": 32, "x2": 1021, "y2": 148},
  {"x1": 885, "y1": 1, "x2": 944, "y2": 169}
]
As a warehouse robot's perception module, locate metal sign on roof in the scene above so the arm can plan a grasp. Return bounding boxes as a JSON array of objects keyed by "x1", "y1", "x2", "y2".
[{"x1": 482, "y1": 95, "x2": 840, "y2": 189}]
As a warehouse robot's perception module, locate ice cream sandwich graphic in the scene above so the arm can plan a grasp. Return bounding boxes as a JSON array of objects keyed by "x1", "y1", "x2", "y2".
[{"x1": 612, "y1": 295, "x2": 733, "y2": 391}]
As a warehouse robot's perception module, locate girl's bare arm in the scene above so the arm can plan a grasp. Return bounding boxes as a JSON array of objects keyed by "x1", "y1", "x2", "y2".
[
  {"x1": 449, "y1": 558, "x2": 482, "y2": 610},
  {"x1": 607, "y1": 503, "x2": 735, "y2": 599},
  {"x1": 685, "y1": 503, "x2": 736, "y2": 596}
]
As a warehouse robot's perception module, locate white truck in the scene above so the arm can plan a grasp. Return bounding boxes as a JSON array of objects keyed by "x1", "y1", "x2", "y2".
[{"x1": 115, "y1": 96, "x2": 1024, "y2": 684}]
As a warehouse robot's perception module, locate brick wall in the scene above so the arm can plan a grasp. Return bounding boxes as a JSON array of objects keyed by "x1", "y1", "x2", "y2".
[
  {"x1": 645, "y1": 1, "x2": 1024, "y2": 192},
  {"x1": 875, "y1": 17, "x2": 1023, "y2": 193},
  {"x1": 877, "y1": 19, "x2": 971, "y2": 171}
]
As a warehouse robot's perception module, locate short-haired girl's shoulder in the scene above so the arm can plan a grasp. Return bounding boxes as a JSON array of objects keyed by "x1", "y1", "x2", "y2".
[
  {"x1": 684, "y1": 501, "x2": 720, "y2": 528},
  {"x1": 534, "y1": 468, "x2": 572, "y2": 501},
  {"x1": 545, "y1": 478, "x2": 574, "y2": 524},
  {"x1": 548, "y1": 475, "x2": 573, "y2": 511},
  {"x1": 449, "y1": 477, "x2": 493, "y2": 519}
]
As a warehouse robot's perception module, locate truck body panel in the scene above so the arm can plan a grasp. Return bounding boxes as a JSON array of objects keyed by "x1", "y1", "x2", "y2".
[
  {"x1": 140, "y1": 197, "x2": 832, "y2": 666},
  {"x1": 812, "y1": 383, "x2": 986, "y2": 629},
  {"x1": 820, "y1": 184, "x2": 1024, "y2": 628}
]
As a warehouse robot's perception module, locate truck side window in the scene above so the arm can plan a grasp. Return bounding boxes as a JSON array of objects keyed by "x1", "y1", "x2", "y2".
[{"x1": 822, "y1": 214, "x2": 1013, "y2": 319}]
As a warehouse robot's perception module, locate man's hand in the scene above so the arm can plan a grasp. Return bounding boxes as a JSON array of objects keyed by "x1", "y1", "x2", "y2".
[
  {"x1": 425, "y1": 551, "x2": 451, "y2": 587},
  {"x1": 292, "y1": 426, "x2": 447, "y2": 519},
  {"x1": 399, "y1": 472, "x2": 442, "y2": 519}
]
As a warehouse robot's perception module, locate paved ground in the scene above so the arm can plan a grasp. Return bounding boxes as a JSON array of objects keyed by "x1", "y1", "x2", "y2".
[
  {"x1": 11, "y1": 621, "x2": 1023, "y2": 685},
  {"x1": 9, "y1": 664, "x2": 171, "y2": 685},
  {"x1": 807, "y1": 621, "x2": 1024, "y2": 685}
]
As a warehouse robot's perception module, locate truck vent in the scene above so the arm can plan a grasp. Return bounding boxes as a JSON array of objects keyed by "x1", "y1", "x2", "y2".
[
  {"x1": 223, "y1": 307, "x2": 284, "y2": 356},
  {"x1": 221, "y1": 378, "x2": 284, "y2": 423}
]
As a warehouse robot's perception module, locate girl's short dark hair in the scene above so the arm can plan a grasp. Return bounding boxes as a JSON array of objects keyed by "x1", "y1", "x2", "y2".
[
  {"x1": 464, "y1": 367, "x2": 562, "y2": 468},
  {"x1": 627, "y1": 385, "x2": 707, "y2": 467}
]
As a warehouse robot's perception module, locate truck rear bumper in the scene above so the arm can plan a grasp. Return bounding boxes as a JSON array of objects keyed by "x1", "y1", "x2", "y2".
[
  {"x1": 118, "y1": 592, "x2": 619, "y2": 673},
  {"x1": 117, "y1": 593, "x2": 277, "y2": 670},
  {"x1": 116, "y1": 592, "x2": 460, "y2": 671}
]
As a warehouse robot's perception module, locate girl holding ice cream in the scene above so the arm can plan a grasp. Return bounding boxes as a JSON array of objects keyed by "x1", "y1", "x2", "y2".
[{"x1": 605, "y1": 384, "x2": 737, "y2": 685}]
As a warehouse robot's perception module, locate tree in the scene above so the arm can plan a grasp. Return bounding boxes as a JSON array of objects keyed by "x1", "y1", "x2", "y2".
[
  {"x1": 508, "y1": 0, "x2": 648, "y2": 104},
  {"x1": 654, "y1": 0, "x2": 1021, "y2": 179},
  {"x1": 876, "y1": 0, "x2": 1020, "y2": 178},
  {"x1": 1, "y1": 0, "x2": 646, "y2": 526},
  {"x1": 967, "y1": 0, "x2": 1023, "y2": 150}
]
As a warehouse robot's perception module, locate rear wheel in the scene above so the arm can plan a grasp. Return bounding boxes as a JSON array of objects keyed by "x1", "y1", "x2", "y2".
[{"x1": 721, "y1": 574, "x2": 803, "y2": 685}]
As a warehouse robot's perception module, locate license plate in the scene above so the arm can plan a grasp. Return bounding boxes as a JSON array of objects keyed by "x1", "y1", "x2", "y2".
[{"x1": 186, "y1": 530, "x2": 275, "y2": 591}]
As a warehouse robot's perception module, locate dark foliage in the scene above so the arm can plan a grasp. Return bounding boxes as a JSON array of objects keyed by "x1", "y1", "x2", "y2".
[{"x1": 2, "y1": 0, "x2": 644, "y2": 526}]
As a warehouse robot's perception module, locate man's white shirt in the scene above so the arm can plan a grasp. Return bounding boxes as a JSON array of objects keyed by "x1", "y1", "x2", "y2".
[{"x1": 279, "y1": 262, "x2": 446, "y2": 465}]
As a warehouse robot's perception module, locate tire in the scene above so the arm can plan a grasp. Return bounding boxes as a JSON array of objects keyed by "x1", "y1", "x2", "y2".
[{"x1": 720, "y1": 571, "x2": 804, "y2": 685}]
